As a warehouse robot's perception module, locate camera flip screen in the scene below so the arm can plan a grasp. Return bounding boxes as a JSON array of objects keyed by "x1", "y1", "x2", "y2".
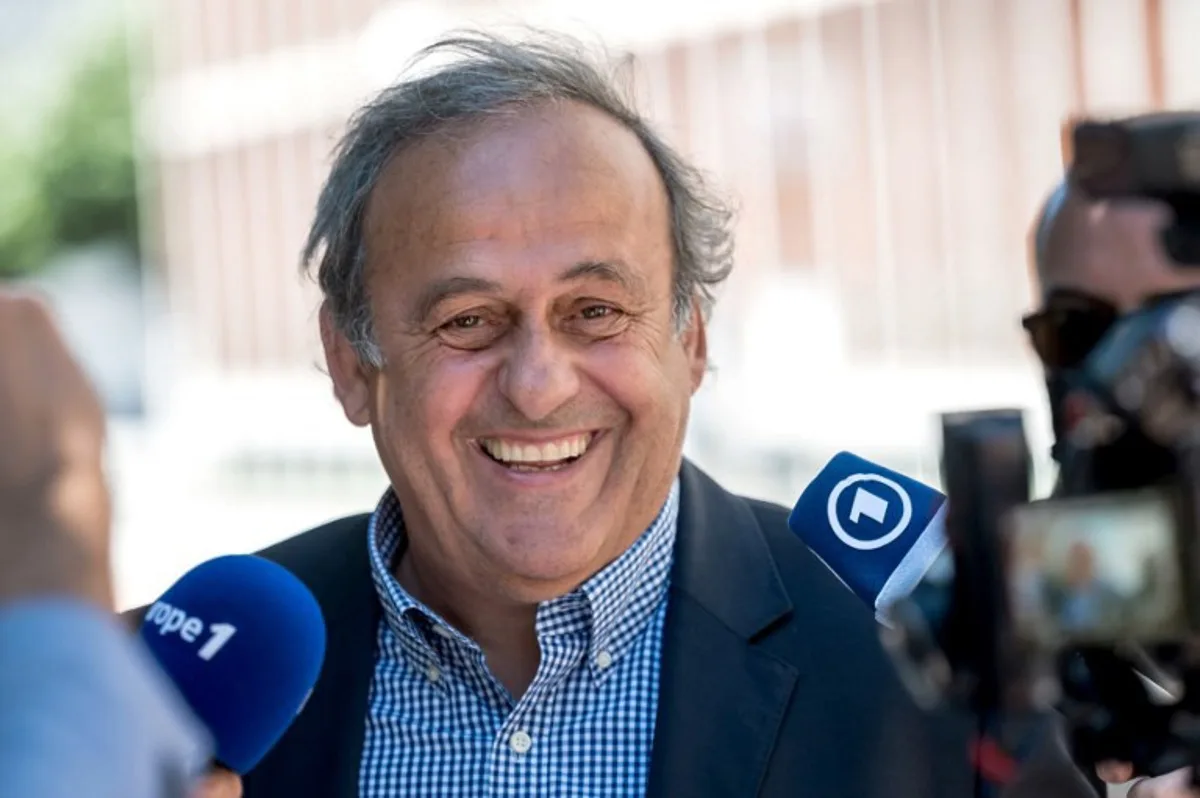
[{"x1": 1005, "y1": 490, "x2": 1186, "y2": 646}]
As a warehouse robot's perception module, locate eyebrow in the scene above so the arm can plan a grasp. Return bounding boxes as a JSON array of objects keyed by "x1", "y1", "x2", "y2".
[
  {"x1": 413, "y1": 259, "x2": 646, "y2": 322},
  {"x1": 561, "y1": 259, "x2": 646, "y2": 294},
  {"x1": 413, "y1": 276, "x2": 502, "y2": 322}
]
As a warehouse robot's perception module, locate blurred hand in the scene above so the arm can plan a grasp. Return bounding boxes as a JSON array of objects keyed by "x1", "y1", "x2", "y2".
[
  {"x1": 1098, "y1": 762, "x2": 1200, "y2": 797},
  {"x1": 0, "y1": 292, "x2": 111, "y2": 608},
  {"x1": 190, "y1": 769, "x2": 243, "y2": 798}
]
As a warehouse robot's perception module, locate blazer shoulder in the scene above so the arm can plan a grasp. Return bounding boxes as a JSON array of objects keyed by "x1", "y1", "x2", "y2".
[
  {"x1": 735, "y1": 489, "x2": 950, "y2": 781},
  {"x1": 254, "y1": 514, "x2": 375, "y2": 610},
  {"x1": 256, "y1": 514, "x2": 371, "y2": 579},
  {"x1": 744, "y1": 496, "x2": 791, "y2": 535},
  {"x1": 740, "y1": 493, "x2": 884, "y2": 650}
]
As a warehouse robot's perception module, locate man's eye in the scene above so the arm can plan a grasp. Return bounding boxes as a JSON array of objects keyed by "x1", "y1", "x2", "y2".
[
  {"x1": 434, "y1": 313, "x2": 504, "y2": 350},
  {"x1": 447, "y1": 315, "x2": 483, "y2": 329},
  {"x1": 580, "y1": 305, "x2": 616, "y2": 320},
  {"x1": 571, "y1": 305, "x2": 627, "y2": 338}
]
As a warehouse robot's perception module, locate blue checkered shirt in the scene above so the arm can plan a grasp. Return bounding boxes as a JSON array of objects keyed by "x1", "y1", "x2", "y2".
[{"x1": 359, "y1": 480, "x2": 680, "y2": 797}]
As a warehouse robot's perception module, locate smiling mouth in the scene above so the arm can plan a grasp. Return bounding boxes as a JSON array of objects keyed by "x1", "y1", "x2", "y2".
[{"x1": 478, "y1": 432, "x2": 596, "y2": 472}]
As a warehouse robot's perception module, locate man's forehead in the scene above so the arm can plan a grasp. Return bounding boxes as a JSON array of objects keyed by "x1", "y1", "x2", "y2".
[
  {"x1": 378, "y1": 103, "x2": 655, "y2": 193},
  {"x1": 364, "y1": 102, "x2": 667, "y2": 244},
  {"x1": 358, "y1": 102, "x2": 675, "y2": 310}
]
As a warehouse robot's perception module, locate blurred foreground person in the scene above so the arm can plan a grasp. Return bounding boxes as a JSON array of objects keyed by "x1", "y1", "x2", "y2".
[{"x1": 0, "y1": 292, "x2": 239, "y2": 798}]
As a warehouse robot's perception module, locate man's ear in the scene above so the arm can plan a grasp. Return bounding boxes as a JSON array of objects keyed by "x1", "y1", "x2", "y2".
[
  {"x1": 680, "y1": 298, "x2": 708, "y2": 394},
  {"x1": 319, "y1": 303, "x2": 372, "y2": 427}
]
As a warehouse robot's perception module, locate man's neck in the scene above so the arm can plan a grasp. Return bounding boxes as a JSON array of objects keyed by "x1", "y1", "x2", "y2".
[{"x1": 394, "y1": 549, "x2": 542, "y2": 699}]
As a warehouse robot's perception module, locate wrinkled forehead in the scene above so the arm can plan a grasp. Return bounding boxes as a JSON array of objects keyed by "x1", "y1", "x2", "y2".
[
  {"x1": 366, "y1": 103, "x2": 668, "y2": 242},
  {"x1": 360, "y1": 101, "x2": 675, "y2": 298}
]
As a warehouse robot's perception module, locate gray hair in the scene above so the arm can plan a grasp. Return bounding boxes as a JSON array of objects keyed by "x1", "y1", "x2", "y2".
[{"x1": 301, "y1": 29, "x2": 735, "y2": 367}]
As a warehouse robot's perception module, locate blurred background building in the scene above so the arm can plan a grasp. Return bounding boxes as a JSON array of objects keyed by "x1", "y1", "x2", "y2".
[{"x1": 3, "y1": 0, "x2": 1195, "y2": 607}]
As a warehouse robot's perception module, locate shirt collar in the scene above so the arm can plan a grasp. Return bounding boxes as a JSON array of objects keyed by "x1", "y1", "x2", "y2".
[{"x1": 367, "y1": 478, "x2": 679, "y2": 679}]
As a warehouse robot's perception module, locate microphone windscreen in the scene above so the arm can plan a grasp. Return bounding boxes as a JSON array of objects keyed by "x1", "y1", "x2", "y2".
[
  {"x1": 789, "y1": 451, "x2": 948, "y2": 618},
  {"x1": 139, "y1": 555, "x2": 326, "y2": 774}
]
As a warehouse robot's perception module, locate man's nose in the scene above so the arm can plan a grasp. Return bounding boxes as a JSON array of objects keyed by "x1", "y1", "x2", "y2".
[{"x1": 497, "y1": 327, "x2": 581, "y2": 422}]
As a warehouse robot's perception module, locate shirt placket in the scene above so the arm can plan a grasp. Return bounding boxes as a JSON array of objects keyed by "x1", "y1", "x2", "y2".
[{"x1": 484, "y1": 614, "x2": 589, "y2": 797}]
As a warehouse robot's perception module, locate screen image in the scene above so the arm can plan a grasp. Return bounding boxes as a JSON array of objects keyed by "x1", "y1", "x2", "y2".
[{"x1": 1005, "y1": 490, "x2": 1185, "y2": 646}]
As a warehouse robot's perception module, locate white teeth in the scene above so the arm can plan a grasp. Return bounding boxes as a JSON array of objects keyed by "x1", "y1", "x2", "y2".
[{"x1": 482, "y1": 433, "x2": 593, "y2": 466}]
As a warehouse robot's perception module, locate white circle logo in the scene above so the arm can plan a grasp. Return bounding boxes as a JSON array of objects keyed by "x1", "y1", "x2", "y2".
[{"x1": 826, "y1": 473, "x2": 913, "y2": 551}]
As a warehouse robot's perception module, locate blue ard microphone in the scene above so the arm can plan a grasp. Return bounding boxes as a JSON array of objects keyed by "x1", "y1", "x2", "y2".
[
  {"x1": 789, "y1": 451, "x2": 948, "y2": 623},
  {"x1": 138, "y1": 555, "x2": 327, "y2": 774},
  {"x1": 791, "y1": 450, "x2": 1058, "y2": 798}
]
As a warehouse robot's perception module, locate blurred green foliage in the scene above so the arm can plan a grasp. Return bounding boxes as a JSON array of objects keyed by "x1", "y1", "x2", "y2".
[{"x1": 0, "y1": 27, "x2": 139, "y2": 278}]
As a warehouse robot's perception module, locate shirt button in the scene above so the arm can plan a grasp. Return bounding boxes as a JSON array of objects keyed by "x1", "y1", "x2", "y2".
[
  {"x1": 425, "y1": 665, "x2": 441, "y2": 683},
  {"x1": 595, "y1": 650, "x2": 614, "y2": 670},
  {"x1": 432, "y1": 625, "x2": 454, "y2": 639},
  {"x1": 509, "y1": 730, "x2": 533, "y2": 754}
]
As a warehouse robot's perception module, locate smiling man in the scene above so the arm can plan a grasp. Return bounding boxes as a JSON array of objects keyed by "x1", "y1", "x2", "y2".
[{"x1": 235, "y1": 31, "x2": 963, "y2": 798}]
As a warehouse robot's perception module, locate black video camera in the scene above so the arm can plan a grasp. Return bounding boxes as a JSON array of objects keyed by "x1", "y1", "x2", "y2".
[
  {"x1": 882, "y1": 113, "x2": 1200, "y2": 793},
  {"x1": 1074, "y1": 112, "x2": 1200, "y2": 265},
  {"x1": 1036, "y1": 113, "x2": 1200, "y2": 652}
]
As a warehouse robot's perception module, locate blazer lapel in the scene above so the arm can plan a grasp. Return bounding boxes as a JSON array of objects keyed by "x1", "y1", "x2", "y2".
[
  {"x1": 244, "y1": 516, "x2": 382, "y2": 798},
  {"x1": 646, "y1": 462, "x2": 800, "y2": 798}
]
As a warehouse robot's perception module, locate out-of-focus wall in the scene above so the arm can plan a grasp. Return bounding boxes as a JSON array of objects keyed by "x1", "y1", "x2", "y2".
[{"x1": 112, "y1": 0, "x2": 1200, "y2": 607}]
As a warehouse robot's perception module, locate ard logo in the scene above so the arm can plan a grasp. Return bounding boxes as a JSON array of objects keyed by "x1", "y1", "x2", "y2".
[{"x1": 825, "y1": 473, "x2": 914, "y2": 552}]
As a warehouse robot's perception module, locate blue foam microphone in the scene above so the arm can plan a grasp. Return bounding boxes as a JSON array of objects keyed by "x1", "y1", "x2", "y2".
[
  {"x1": 138, "y1": 555, "x2": 327, "y2": 774},
  {"x1": 789, "y1": 451, "x2": 948, "y2": 622}
]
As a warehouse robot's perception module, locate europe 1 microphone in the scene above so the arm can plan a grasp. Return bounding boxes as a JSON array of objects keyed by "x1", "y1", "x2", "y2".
[{"x1": 138, "y1": 555, "x2": 327, "y2": 775}]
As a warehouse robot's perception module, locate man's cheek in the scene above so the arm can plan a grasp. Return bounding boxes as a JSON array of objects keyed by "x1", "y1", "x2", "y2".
[{"x1": 421, "y1": 373, "x2": 489, "y2": 435}]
